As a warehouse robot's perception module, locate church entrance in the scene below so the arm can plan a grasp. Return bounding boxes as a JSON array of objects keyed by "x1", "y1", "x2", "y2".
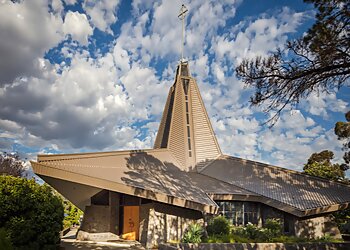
[{"x1": 121, "y1": 206, "x2": 140, "y2": 240}]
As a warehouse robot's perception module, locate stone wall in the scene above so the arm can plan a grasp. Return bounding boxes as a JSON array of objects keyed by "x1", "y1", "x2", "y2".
[
  {"x1": 295, "y1": 215, "x2": 341, "y2": 239},
  {"x1": 160, "y1": 242, "x2": 350, "y2": 250},
  {"x1": 80, "y1": 205, "x2": 110, "y2": 233},
  {"x1": 140, "y1": 202, "x2": 204, "y2": 248}
]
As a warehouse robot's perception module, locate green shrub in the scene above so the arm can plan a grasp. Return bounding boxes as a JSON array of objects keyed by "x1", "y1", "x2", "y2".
[
  {"x1": 264, "y1": 219, "x2": 282, "y2": 238},
  {"x1": 207, "y1": 216, "x2": 230, "y2": 236},
  {"x1": 63, "y1": 201, "x2": 83, "y2": 229},
  {"x1": 245, "y1": 223, "x2": 261, "y2": 239},
  {"x1": 0, "y1": 176, "x2": 64, "y2": 249},
  {"x1": 271, "y1": 235, "x2": 306, "y2": 243},
  {"x1": 182, "y1": 223, "x2": 204, "y2": 243},
  {"x1": 231, "y1": 234, "x2": 251, "y2": 243},
  {"x1": 0, "y1": 228, "x2": 13, "y2": 250},
  {"x1": 205, "y1": 234, "x2": 235, "y2": 243},
  {"x1": 231, "y1": 219, "x2": 282, "y2": 242}
]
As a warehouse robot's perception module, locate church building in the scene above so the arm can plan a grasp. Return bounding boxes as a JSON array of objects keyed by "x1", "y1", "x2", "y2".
[
  {"x1": 31, "y1": 61, "x2": 350, "y2": 248},
  {"x1": 31, "y1": 4, "x2": 350, "y2": 248}
]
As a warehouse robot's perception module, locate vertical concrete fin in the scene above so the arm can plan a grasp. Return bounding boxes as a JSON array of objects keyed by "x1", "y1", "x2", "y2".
[{"x1": 190, "y1": 77, "x2": 222, "y2": 167}]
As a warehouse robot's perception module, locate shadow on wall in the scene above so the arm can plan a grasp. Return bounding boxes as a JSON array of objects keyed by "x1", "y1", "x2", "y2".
[
  {"x1": 296, "y1": 216, "x2": 341, "y2": 239},
  {"x1": 120, "y1": 152, "x2": 212, "y2": 206}
]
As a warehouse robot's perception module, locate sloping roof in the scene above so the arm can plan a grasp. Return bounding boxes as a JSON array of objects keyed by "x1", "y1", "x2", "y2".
[
  {"x1": 31, "y1": 149, "x2": 218, "y2": 213},
  {"x1": 200, "y1": 155, "x2": 350, "y2": 216},
  {"x1": 187, "y1": 172, "x2": 256, "y2": 196}
]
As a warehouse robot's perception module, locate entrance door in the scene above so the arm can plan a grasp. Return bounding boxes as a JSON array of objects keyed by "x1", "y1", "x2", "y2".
[{"x1": 122, "y1": 206, "x2": 139, "y2": 240}]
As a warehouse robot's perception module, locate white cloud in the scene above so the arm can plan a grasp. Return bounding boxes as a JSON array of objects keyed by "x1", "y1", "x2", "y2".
[
  {"x1": 302, "y1": 91, "x2": 348, "y2": 118},
  {"x1": 119, "y1": 64, "x2": 168, "y2": 117},
  {"x1": 63, "y1": 11, "x2": 93, "y2": 45},
  {"x1": 113, "y1": 43, "x2": 131, "y2": 73},
  {"x1": 64, "y1": 0, "x2": 77, "y2": 5},
  {"x1": 0, "y1": 0, "x2": 63, "y2": 84},
  {"x1": 0, "y1": 0, "x2": 348, "y2": 179},
  {"x1": 51, "y1": 0, "x2": 64, "y2": 14},
  {"x1": 211, "y1": 7, "x2": 307, "y2": 66},
  {"x1": 83, "y1": 0, "x2": 120, "y2": 33}
]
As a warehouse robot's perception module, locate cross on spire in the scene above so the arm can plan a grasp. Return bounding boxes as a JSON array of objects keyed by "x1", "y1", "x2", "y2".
[{"x1": 178, "y1": 4, "x2": 188, "y2": 62}]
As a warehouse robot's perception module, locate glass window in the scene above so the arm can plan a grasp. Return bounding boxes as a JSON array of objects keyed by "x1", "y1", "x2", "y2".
[{"x1": 216, "y1": 201, "x2": 258, "y2": 226}]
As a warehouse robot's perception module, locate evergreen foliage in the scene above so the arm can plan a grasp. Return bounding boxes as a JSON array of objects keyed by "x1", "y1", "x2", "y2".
[
  {"x1": 182, "y1": 223, "x2": 204, "y2": 243},
  {"x1": 236, "y1": 0, "x2": 350, "y2": 124},
  {"x1": 303, "y1": 150, "x2": 347, "y2": 181},
  {"x1": 335, "y1": 110, "x2": 350, "y2": 171},
  {"x1": 232, "y1": 219, "x2": 282, "y2": 242},
  {"x1": 63, "y1": 200, "x2": 83, "y2": 229},
  {"x1": 206, "y1": 216, "x2": 230, "y2": 236},
  {"x1": 0, "y1": 176, "x2": 64, "y2": 249}
]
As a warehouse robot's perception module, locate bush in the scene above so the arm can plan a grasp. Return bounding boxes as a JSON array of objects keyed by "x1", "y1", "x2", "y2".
[
  {"x1": 205, "y1": 234, "x2": 235, "y2": 243},
  {"x1": 0, "y1": 228, "x2": 13, "y2": 250},
  {"x1": 207, "y1": 216, "x2": 230, "y2": 236},
  {"x1": 0, "y1": 176, "x2": 64, "y2": 249},
  {"x1": 231, "y1": 219, "x2": 282, "y2": 242},
  {"x1": 182, "y1": 223, "x2": 204, "y2": 243},
  {"x1": 63, "y1": 200, "x2": 83, "y2": 229},
  {"x1": 264, "y1": 218, "x2": 282, "y2": 239}
]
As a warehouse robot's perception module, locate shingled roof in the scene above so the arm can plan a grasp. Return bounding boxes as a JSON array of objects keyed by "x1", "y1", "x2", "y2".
[{"x1": 200, "y1": 155, "x2": 350, "y2": 216}]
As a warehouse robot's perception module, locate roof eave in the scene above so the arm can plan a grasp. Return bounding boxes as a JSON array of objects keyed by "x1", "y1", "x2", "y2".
[
  {"x1": 303, "y1": 202, "x2": 350, "y2": 217},
  {"x1": 30, "y1": 161, "x2": 218, "y2": 214}
]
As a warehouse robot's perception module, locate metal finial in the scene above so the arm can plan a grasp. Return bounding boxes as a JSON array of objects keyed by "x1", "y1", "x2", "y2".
[{"x1": 178, "y1": 4, "x2": 188, "y2": 62}]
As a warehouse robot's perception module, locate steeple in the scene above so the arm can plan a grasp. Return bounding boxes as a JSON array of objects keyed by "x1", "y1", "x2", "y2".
[{"x1": 154, "y1": 62, "x2": 222, "y2": 171}]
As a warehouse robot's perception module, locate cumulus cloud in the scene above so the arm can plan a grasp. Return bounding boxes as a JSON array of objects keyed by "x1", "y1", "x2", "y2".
[
  {"x1": 83, "y1": 0, "x2": 120, "y2": 33},
  {"x1": 0, "y1": 0, "x2": 348, "y2": 178},
  {"x1": 302, "y1": 91, "x2": 348, "y2": 118},
  {"x1": 64, "y1": 0, "x2": 77, "y2": 5},
  {"x1": 211, "y1": 7, "x2": 307, "y2": 67},
  {"x1": 63, "y1": 11, "x2": 93, "y2": 45},
  {"x1": 0, "y1": 0, "x2": 63, "y2": 85}
]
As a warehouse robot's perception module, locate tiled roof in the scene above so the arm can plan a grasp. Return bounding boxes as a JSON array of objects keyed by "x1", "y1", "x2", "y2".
[
  {"x1": 32, "y1": 149, "x2": 218, "y2": 212},
  {"x1": 200, "y1": 155, "x2": 350, "y2": 213}
]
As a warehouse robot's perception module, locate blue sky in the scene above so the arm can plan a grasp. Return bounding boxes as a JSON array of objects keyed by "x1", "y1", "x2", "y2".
[{"x1": 0, "y1": 0, "x2": 349, "y2": 176}]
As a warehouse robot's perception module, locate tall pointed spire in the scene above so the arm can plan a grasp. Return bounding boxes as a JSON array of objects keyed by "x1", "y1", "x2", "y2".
[{"x1": 154, "y1": 62, "x2": 222, "y2": 171}]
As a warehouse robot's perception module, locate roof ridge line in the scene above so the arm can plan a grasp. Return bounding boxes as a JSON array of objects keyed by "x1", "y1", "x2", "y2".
[
  {"x1": 37, "y1": 148, "x2": 169, "y2": 162},
  {"x1": 196, "y1": 154, "x2": 223, "y2": 173},
  {"x1": 222, "y1": 154, "x2": 350, "y2": 188}
]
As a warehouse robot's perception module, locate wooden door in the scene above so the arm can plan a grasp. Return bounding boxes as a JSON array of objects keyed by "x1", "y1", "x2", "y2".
[{"x1": 122, "y1": 206, "x2": 139, "y2": 240}]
